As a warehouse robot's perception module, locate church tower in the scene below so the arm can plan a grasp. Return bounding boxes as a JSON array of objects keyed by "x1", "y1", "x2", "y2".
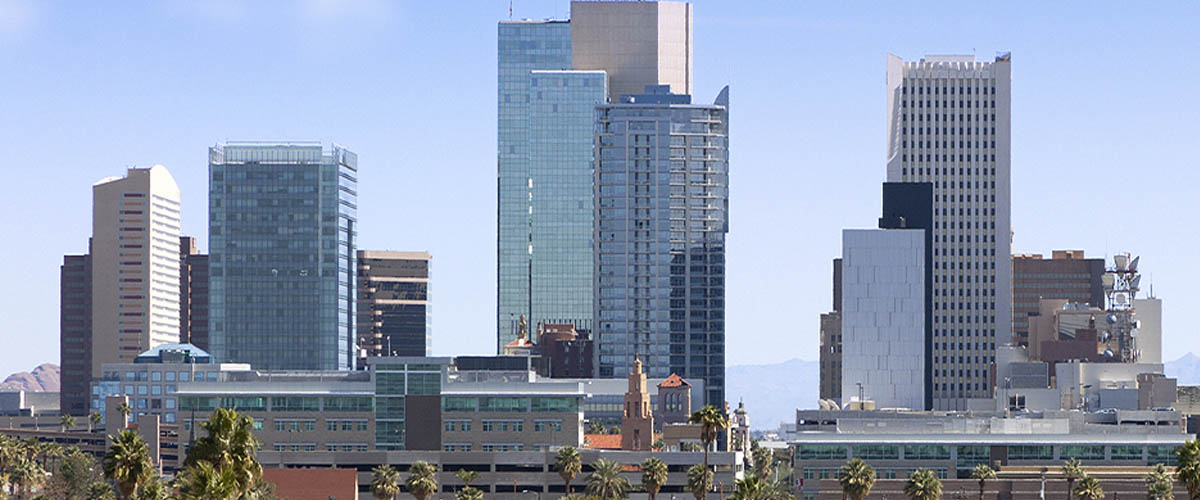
[{"x1": 621, "y1": 357, "x2": 654, "y2": 450}]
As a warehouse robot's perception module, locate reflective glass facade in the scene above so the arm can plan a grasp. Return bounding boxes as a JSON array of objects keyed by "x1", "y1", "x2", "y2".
[
  {"x1": 496, "y1": 21, "x2": 578, "y2": 351},
  {"x1": 594, "y1": 86, "x2": 729, "y2": 405},
  {"x1": 208, "y1": 143, "x2": 357, "y2": 370}
]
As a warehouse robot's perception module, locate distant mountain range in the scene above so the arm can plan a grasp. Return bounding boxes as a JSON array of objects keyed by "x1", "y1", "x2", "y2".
[
  {"x1": 731, "y1": 353, "x2": 1200, "y2": 431},
  {"x1": 0, "y1": 363, "x2": 59, "y2": 392}
]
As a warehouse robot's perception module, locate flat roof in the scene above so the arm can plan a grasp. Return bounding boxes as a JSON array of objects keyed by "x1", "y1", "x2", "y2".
[{"x1": 789, "y1": 433, "x2": 1189, "y2": 445}]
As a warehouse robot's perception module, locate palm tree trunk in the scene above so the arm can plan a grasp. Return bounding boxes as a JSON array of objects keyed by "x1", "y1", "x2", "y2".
[{"x1": 978, "y1": 481, "x2": 984, "y2": 500}]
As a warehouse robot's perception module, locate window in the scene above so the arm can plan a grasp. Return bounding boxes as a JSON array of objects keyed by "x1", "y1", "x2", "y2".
[
  {"x1": 376, "y1": 373, "x2": 406, "y2": 395},
  {"x1": 794, "y1": 445, "x2": 846, "y2": 461},
  {"x1": 1110, "y1": 445, "x2": 1143, "y2": 461},
  {"x1": 535, "y1": 420, "x2": 563, "y2": 432},
  {"x1": 271, "y1": 397, "x2": 320, "y2": 412},
  {"x1": 376, "y1": 397, "x2": 405, "y2": 419},
  {"x1": 479, "y1": 397, "x2": 527, "y2": 413},
  {"x1": 443, "y1": 397, "x2": 476, "y2": 413},
  {"x1": 323, "y1": 396, "x2": 373, "y2": 412},
  {"x1": 904, "y1": 444, "x2": 950, "y2": 460},
  {"x1": 1060, "y1": 445, "x2": 1104, "y2": 461},
  {"x1": 407, "y1": 373, "x2": 440, "y2": 395},
  {"x1": 1008, "y1": 445, "x2": 1053, "y2": 461},
  {"x1": 852, "y1": 445, "x2": 900, "y2": 461}
]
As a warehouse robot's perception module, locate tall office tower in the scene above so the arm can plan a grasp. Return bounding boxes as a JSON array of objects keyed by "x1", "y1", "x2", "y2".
[
  {"x1": 496, "y1": 2, "x2": 694, "y2": 354},
  {"x1": 208, "y1": 143, "x2": 357, "y2": 370},
  {"x1": 886, "y1": 54, "x2": 1012, "y2": 410},
  {"x1": 356, "y1": 251, "x2": 433, "y2": 363},
  {"x1": 1011, "y1": 250, "x2": 1104, "y2": 348},
  {"x1": 179, "y1": 236, "x2": 210, "y2": 351},
  {"x1": 818, "y1": 258, "x2": 842, "y2": 403},
  {"x1": 60, "y1": 250, "x2": 92, "y2": 415},
  {"x1": 570, "y1": 0, "x2": 693, "y2": 101},
  {"x1": 595, "y1": 84, "x2": 730, "y2": 405},
  {"x1": 91, "y1": 166, "x2": 182, "y2": 383},
  {"x1": 496, "y1": 19, "x2": 574, "y2": 350}
]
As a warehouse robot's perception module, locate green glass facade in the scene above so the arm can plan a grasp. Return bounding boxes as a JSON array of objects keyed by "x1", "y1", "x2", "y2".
[{"x1": 208, "y1": 143, "x2": 357, "y2": 370}]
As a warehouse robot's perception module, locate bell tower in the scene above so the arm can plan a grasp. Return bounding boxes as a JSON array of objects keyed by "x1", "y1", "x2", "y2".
[{"x1": 621, "y1": 356, "x2": 654, "y2": 450}]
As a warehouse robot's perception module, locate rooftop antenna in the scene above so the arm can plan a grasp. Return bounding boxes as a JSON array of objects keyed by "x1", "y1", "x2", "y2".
[{"x1": 509, "y1": 0, "x2": 513, "y2": 20}]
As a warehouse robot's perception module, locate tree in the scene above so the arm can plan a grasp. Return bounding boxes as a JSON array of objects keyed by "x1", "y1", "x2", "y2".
[
  {"x1": 687, "y1": 463, "x2": 714, "y2": 500},
  {"x1": 607, "y1": 426, "x2": 621, "y2": 435},
  {"x1": 1061, "y1": 458, "x2": 1085, "y2": 500},
  {"x1": 1178, "y1": 441, "x2": 1200, "y2": 500},
  {"x1": 969, "y1": 464, "x2": 995, "y2": 500},
  {"x1": 372, "y1": 465, "x2": 402, "y2": 500},
  {"x1": 587, "y1": 421, "x2": 607, "y2": 435},
  {"x1": 89, "y1": 411, "x2": 102, "y2": 433},
  {"x1": 1146, "y1": 463, "x2": 1174, "y2": 500},
  {"x1": 903, "y1": 468, "x2": 942, "y2": 500},
  {"x1": 176, "y1": 461, "x2": 237, "y2": 500},
  {"x1": 455, "y1": 469, "x2": 483, "y2": 500},
  {"x1": 641, "y1": 458, "x2": 669, "y2": 500},
  {"x1": 752, "y1": 447, "x2": 774, "y2": 481},
  {"x1": 60, "y1": 414, "x2": 76, "y2": 433},
  {"x1": 652, "y1": 437, "x2": 665, "y2": 452},
  {"x1": 689, "y1": 405, "x2": 729, "y2": 472},
  {"x1": 405, "y1": 461, "x2": 438, "y2": 500},
  {"x1": 183, "y1": 407, "x2": 262, "y2": 496},
  {"x1": 45, "y1": 447, "x2": 111, "y2": 500},
  {"x1": 731, "y1": 475, "x2": 769, "y2": 500},
  {"x1": 116, "y1": 402, "x2": 132, "y2": 424},
  {"x1": 134, "y1": 476, "x2": 170, "y2": 500},
  {"x1": 586, "y1": 458, "x2": 630, "y2": 500},
  {"x1": 555, "y1": 446, "x2": 583, "y2": 494},
  {"x1": 1074, "y1": 475, "x2": 1104, "y2": 500},
  {"x1": 9, "y1": 454, "x2": 45, "y2": 500},
  {"x1": 837, "y1": 458, "x2": 876, "y2": 500},
  {"x1": 102, "y1": 429, "x2": 154, "y2": 500}
]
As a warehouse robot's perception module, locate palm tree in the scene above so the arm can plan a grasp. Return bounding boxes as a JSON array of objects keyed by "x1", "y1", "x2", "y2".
[
  {"x1": 752, "y1": 447, "x2": 774, "y2": 481},
  {"x1": 587, "y1": 421, "x2": 607, "y2": 435},
  {"x1": 837, "y1": 458, "x2": 876, "y2": 500},
  {"x1": 731, "y1": 475, "x2": 769, "y2": 500},
  {"x1": 586, "y1": 458, "x2": 631, "y2": 500},
  {"x1": 405, "y1": 461, "x2": 439, "y2": 500},
  {"x1": 1062, "y1": 458, "x2": 1085, "y2": 500},
  {"x1": 89, "y1": 411, "x2": 102, "y2": 433},
  {"x1": 555, "y1": 446, "x2": 583, "y2": 494},
  {"x1": 652, "y1": 437, "x2": 666, "y2": 452},
  {"x1": 135, "y1": 476, "x2": 170, "y2": 500},
  {"x1": 103, "y1": 429, "x2": 154, "y2": 500},
  {"x1": 371, "y1": 464, "x2": 402, "y2": 500},
  {"x1": 969, "y1": 464, "x2": 996, "y2": 500},
  {"x1": 176, "y1": 461, "x2": 238, "y2": 500},
  {"x1": 9, "y1": 454, "x2": 46, "y2": 500},
  {"x1": 456, "y1": 468, "x2": 479, "y2": 490},
  {"x1": 903, "y1": 468, "x2": 942, "y2": 500},
  {"x1": 1074, "y1": 475, "x2": 1104, "y2": 500},
  {"x1": 689, "y1": 405, "x2": 730, "y2": 472},
  {"x1": 60, "y1": 414, "x2": 76, "y2": 432},
  {"x1": 687, "y1": 463, "x2": 714, "y2": 500},
  {"x1": 456, "y1": 469, "x2": 483, "y2": 500},
  {"x1": 1146, "y1": 463, "x2": 1174, "y2": 500},
  {"x1": 642, "y1": 458, "x2": 669, "y2": 500},
  {"x1": 116, "y1": 402, "x2": 133, "y2": 424},
  {"x1": 1178, "y1": 441, "x2": 1200, "y2": 500},
  {"x1": 183, "y1": 407, "x2": 262, "y2": 496}
]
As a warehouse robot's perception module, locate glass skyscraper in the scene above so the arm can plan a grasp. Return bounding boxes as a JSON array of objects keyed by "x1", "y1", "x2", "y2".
[
  {"x1": 496, "y1": 20, "x2": 582, "y2": 350},
  {"x1": 594, "y1": 85, "x2": 730, "y2": 405},
  {"x1": 208, "y1": 143, "x2": 357, "y2": 371}
]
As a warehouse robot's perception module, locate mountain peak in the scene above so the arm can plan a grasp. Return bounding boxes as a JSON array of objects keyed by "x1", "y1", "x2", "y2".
[{"x1": 0, "y1": 363, "x2": 60, "y2": 392}]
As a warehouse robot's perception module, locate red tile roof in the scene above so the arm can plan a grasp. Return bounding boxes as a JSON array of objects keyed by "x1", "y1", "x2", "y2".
[
  {"x1": 658, "y1": 373, "x2": 690, "y2": 388},
  {"x1": 583, "y1": 434, "x2": 622, "y2": 450}
]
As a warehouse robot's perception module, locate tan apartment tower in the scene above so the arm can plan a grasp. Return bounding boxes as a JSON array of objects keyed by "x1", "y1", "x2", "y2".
[
  {"x1": 570, "y1": 0, "x2": 692, "y2": 102},
  {"x1": 91, "y1": 166, "x2": 181, "y2": 379}
]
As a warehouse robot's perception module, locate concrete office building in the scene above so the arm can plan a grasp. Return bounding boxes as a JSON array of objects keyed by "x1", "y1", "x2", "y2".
[
  {"x1": 1134, "y1": 297, "x2": 1162, "y2": 364},
  {"x1": 179, "y1": 236, "x2": 209, "y2": 351},
  {"x1": 208, "y1": 143, "x2": 357, "y2": 371},
  {"x1": 357, "y1": 251, "x2": 433, "y2": 362},
  {"x1": 497, "y1": 1, "x2": 694, "y2": 352},
  {"x1": 886, "y1": 54, "x2": 1013, "y2": 410},
  {"x1": 841, "y1": 229, "x2": 926, "y2": 409},
  {"x1": 91, "y1": 166, "x2": 182, "y2": 388},
  {"x1": 60, "y1": 251, "x2": 93, "y2": 416},
  {"x1": 90, "y1": 343, "x2": 244, "y2": 424},
  {"x1": 594, "y1": 85, "x2": 730, "y2": 405},
  {"x1": 818, "y1": 259, "x2": 842, "y2": 403},
  {"x1": 1012, "y1": 251, "x2": 1105, "y2": 348},
  {"x1": 569, "y1": 0, "x2": 693, "y2": 101}
]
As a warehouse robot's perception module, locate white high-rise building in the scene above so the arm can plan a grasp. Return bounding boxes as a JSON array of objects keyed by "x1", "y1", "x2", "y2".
[
  {"x1": 885, "y1": 54, "x2": 1013, "y2": 410},
  {"x1": 91, "y1": 166, "x2": 182, "y2": 378}
]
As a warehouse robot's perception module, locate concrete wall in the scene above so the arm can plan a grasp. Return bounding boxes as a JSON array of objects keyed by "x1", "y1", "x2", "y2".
[{"x1": 1135, "y1": 298, "x2": 1162, "y2": 364}]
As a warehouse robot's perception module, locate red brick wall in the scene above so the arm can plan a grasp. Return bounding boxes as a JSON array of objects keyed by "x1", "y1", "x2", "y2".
[{"x1": 264, "y1": 468, "x2": 358, "y2": 500}]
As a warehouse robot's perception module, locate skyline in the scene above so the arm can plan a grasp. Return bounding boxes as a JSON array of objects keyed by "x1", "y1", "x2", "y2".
[{"x1": 1, "y1": 1, "x2": 1198, "y2": 377}]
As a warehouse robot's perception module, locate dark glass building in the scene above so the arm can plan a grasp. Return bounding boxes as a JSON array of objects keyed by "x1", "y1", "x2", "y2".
[
  {"x1": 356, "y1": 251, "x2": 432, "y2": 364},
  {"x1": 60, "y1": 251, "x2": 92, "y2": 415},
  {"x1": 208, "y1": 143, "x2": 357, "y2": 370},
  {"x1": 179, "y1": 236, "x2": 209, "y2": 351}
]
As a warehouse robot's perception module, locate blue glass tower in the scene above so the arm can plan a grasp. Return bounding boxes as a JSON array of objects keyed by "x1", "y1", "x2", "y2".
[
  {"x1": 594, "y1": 86, "x2": 729, "y2": 405},
  {"x1": 208, "y1": 143, "x2": 357, "y2": 370},
  {"x1": 496, "y1": 20, "x2": 586, "y2": 350}
]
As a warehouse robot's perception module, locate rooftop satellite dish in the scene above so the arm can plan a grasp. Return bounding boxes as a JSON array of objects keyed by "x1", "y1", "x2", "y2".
[
  {"x1": 1103, "y1": 349, "x2": 1115, "y2": 359},
  {"x1": 1106, "y1": 314, "x2": 1117, "y2": 325},
  {"x1": 1115, "y1": 254, "x2": 1129, "y2": 270},
  {"x1": 1102, "y1": 274, "x2": 1115, "y2": 291}
]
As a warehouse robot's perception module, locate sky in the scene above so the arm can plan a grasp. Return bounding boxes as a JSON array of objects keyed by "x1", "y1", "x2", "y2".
[{"x1": 0, "y1": 0, "x2": 1197, "y2": 377}]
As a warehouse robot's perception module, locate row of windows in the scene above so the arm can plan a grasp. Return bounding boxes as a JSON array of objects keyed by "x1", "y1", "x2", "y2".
[{"x1": 795, "y1": 444, "x2": 1179, "y2": 463}]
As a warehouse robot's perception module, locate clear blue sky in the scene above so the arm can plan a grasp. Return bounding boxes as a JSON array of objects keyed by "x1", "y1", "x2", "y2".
[{"x1": 1, "y1": 1, "x2": 1197, "y2": 377}]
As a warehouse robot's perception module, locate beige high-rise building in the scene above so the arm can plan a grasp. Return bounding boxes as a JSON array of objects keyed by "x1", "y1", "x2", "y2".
[
  {"x1": 91, "y1": 166, "x2": 181, "y2": 377},
  {"x1": 570, "y1": 0, "x2": 692, "y2": 101}
]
